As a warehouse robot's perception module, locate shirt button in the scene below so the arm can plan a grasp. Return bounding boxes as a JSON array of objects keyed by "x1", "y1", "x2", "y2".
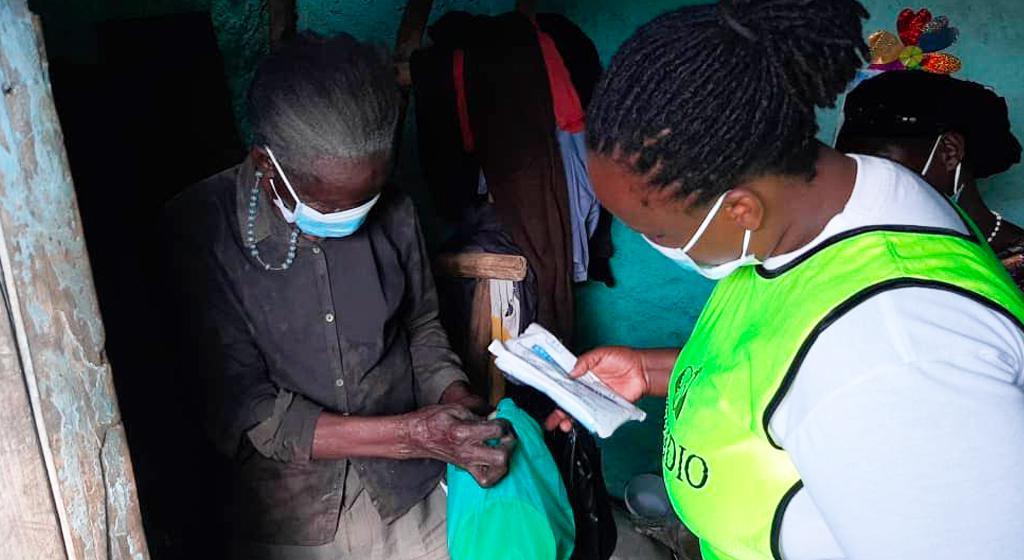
[
  {"x1": 335, "y1": 378, "x2": 345, "y2": 387},
  {"x1": 312, "y1": 246, "x2": 321, "y2": 254},
  {"x1": 325, "y1": 312, "x2": 335, "y2": 323}
]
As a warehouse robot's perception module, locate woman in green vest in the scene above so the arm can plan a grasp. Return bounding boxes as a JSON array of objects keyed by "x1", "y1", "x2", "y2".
[{"x1": 548, "y1": 1, "x2": 1024, "y2": 558}]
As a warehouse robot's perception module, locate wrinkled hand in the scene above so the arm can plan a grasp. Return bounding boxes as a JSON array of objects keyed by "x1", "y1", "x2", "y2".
[
  {"x1": 439, "y1": 381, "x2": 491, "y2": 416},
  {"x1": 544, "y1": 346, "x2": 649, "y2": 432},
  {"x1": 407, "y1": 404, "x2": 516, "y2": 487}
]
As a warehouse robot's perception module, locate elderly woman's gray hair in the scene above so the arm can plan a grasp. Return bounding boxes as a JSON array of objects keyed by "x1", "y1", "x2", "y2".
[{"x1": 248, "y1": 32, "x2": 400, "y2": 176}]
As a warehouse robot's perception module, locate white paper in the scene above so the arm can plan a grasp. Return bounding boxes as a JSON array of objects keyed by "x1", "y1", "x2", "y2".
[{"x1": 488, "y1": 323, "x2": 647, "y2": 438}]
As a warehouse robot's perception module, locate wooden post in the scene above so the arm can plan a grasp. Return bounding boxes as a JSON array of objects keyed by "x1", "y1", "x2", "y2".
[
  {"x1": 0, "y1": 2, "x2": 149, "y2": 558},
  {"x1": 268, "y1": 0, "x2": 297, "y2": 51},
  {"x1": 435, "y1": 252, "x2": 529, "y2": 282},
  {"x1": 395, "y1": 0, "x2": 436, "y2": 65},
  {"x1": 465, "y1": 279, "x2": 494, "y2": 399},
  {"x1": 392, "y1": 0, "x2": 435, "y2": 149},
  {"x1": 436, "y1": 253, "x2": 527, "y2": 403}
]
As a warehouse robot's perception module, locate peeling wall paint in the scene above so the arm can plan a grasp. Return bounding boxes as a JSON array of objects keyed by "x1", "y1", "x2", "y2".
[{"x1": 0, "y1": 1, "x2": 148, "y2": 557}]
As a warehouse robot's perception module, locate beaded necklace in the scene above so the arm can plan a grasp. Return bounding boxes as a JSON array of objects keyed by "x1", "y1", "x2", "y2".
[
  {"x1": 246, "y1": 171, "x2": 299, "y2": 271},
  {"x1": 988, "y1": 211, "x2": 1003, "y2": 244}
]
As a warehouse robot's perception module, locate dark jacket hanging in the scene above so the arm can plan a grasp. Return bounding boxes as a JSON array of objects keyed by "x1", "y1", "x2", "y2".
[
  {"x1": 536, "y1": 13, "x2": 615, "y2": 286},
  {"x1": 461, "y1": 12, "x2": 575, "y2": 341},
  {"x1": 409, "y1": 12, "x2": 481, "y2": 221},
  {"x1": 411, "y1": 11, "x2": 614, "y2": 296}
]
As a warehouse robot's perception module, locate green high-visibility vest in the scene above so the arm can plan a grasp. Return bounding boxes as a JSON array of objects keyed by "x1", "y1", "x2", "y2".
[{"x1": 663, "y1": 225, "x2": 1024, "y2": 560}]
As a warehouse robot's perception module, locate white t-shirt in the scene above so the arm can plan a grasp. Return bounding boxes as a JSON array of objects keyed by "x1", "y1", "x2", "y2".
[{"x1": 764, "y1": 154, "x2": 1024, "y2": 559}]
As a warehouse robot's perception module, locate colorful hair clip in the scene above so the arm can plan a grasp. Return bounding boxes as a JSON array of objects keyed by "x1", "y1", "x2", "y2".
[{"x1": 867, "y1": 7, "x2": 961, "y2": 75}]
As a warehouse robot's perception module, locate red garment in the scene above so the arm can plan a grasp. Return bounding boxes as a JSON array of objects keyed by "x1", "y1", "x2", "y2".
[
  {"x1": 447, "y1": 15, "x2": 587, "y2": 341},
  {"x1": 452, "y1": 49, "x2": 474, "y2": 152},
  {"x1": 536, "y1": 28, "x2": 585, "y2": 133},
  {"x1": 452, "y1": 25, "x2": 586, "y2": 153}
]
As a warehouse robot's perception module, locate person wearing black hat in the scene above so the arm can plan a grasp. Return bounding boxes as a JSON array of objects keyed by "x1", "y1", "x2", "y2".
[{"x1": 837, "y1": 70, "x2": 1024, "y2": 287}]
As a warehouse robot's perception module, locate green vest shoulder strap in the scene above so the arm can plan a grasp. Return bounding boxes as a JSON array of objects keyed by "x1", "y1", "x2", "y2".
[{"x1": 663, "y1": 226, "x2": 1024, "y2": 560}]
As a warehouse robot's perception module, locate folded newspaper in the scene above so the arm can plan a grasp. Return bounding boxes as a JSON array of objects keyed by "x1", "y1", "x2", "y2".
[{"x1": 488, "y1": 324, "x2": 647, "y2": 438}]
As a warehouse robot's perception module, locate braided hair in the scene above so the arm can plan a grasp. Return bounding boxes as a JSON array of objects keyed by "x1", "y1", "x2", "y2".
[
  {"x1": 837, "y1": 71, "x2": 1022, "y2": 179},
  {"x1": 587, "y1": 0, "x2": 869, "y2": 204}
]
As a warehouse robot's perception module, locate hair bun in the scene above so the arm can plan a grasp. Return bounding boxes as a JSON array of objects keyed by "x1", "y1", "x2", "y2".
[
  {"x1": 586, "y1": 0, "x2": 872, "y2": 204},
  {"x1": 718, "y1": 0, "x2": 759, "y2": 42},
  {"x1": 722, "y1": 0, "x2": 869, "y2": 110}
]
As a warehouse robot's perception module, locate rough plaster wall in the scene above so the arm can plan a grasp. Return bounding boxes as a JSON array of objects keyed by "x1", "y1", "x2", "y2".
[
  {"x1": 210, "y1": 0, "x2": 1024, "y2": 496},
  {"x1": 299, "y1": 0, "x2": 507, "y2": 42},
  {"x1": 211, "y1": 0, "x2": 268, "y2": 142},
  {"x1": 0, "y1": 1, "x2": 148, "y2": 557}
]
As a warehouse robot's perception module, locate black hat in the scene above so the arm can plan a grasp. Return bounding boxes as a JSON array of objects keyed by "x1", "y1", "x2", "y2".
[{"x1": 840, "y1": 71, "x2": 1021, "y2": 178}]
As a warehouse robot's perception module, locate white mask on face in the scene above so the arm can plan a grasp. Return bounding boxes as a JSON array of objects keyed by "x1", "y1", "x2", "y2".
[
  {"x1": 951, "y1": 162, "x2": 965, "y2": 202},
  {"x1": 921, "y1": 134, "x2": 965, "y2": 202},
  {"x1": 643, "y1": 192, "x2": 760, "y2": 281}
]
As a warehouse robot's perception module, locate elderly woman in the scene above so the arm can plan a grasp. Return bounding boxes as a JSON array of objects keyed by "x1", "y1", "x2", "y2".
[{"x1": 164, "y1": 34, "x2": 512, "y2": 559}]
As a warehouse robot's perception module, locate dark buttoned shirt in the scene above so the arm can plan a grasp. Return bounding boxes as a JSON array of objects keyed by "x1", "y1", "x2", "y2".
[{"x1": 164, "y1": 159, "x2": 465, "y2": 545}]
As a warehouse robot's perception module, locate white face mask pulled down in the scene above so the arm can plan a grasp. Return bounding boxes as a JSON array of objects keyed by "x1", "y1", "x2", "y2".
[
  {"x1": 921, "y1": 134, "x2": 965, "y2": 202},
  {"x1": 643, "y1": 192, "x2": 760, "y2": 280}
]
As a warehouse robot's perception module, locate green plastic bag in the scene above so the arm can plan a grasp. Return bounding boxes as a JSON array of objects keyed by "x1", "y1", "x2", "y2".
[{"x1": 447, "y1": 399, "x2": 575, "y2": 560}]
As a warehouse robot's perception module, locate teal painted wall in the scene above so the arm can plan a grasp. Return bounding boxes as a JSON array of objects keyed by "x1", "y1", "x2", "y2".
[{"x1": 299, "y1": 0, "x2": 506, "y2": 40}]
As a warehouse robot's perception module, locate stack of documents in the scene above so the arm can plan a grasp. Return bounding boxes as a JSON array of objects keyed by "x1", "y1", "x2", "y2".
[{"x1": 488, "y1": 324, "x2": 647, "y2": 438}]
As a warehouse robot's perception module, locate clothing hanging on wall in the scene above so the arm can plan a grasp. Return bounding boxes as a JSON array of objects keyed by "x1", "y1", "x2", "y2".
[
  {"x1": 532, "y1": 13, "x2": 616, "y2": 286},
  {"x1": 534, "y1": 20, "x2": 600, "y2": 283},
  {"x1": 409, "y1": 13, "x2": 481, "y2": 220},
  {"x1": 463, "y1": 12, "x2": 576, "y2": 340},
  {"x1": 411, "y1": 12, "x2": 614, "y2": 345},
  {"x1": 558, "y1": 129, "x2": 600, "y2": 282}
]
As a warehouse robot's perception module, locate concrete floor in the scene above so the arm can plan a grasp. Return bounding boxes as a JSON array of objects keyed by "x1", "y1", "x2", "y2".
[{"x1": 609, "y1": 506, "x2": 675, "y2": 560}]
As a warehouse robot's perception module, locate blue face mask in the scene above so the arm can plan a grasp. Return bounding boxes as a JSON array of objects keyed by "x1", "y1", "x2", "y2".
[{"x1": 265, "y1": 146, "x2": 380, "y2": 238}]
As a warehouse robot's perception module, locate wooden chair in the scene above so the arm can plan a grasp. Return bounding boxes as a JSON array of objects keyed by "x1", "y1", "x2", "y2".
[{"x1": 435, "y1": 252, "x2": 527, "y2": 405}]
